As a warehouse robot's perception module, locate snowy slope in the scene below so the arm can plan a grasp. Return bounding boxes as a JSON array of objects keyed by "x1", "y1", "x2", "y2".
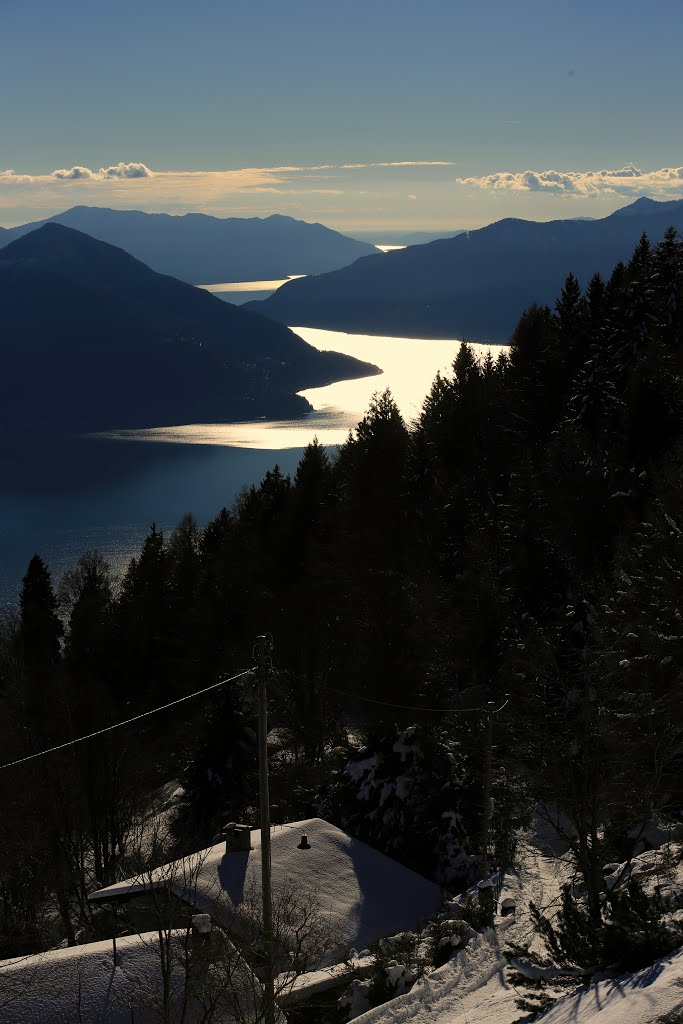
[
  {"x1": 349, "y1": 838, "x2": 683, "y2": 1024},
  {"x1": 349, "y1": 840, "x2": 566, "y2": 1024},
  {"x1": 539, "y1": 951, "x2": 683, "y2": 1024},
  {"x1": 352, "y1": 941, "x2": 683, "y2": 1024}
]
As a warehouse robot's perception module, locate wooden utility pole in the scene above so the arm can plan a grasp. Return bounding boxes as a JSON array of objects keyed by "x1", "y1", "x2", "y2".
[
  {"x1": 254, "y1": 634, "x2": 276, "y2": 1024},
  {"x1": 479, "y1": 704, "x2": 493, "y2": 879}
]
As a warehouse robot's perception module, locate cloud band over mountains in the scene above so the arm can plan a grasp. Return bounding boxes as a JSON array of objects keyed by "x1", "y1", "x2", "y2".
[
  {"x1": 457, "y1": 164, "x2": 683, "y2": 197},
  {"x1": 0, "y1": 160, "x2": 451, "y2": 187},
  {"x1": 2, "y1": 157, "x2": 682, "y2": 227},
  {"x1": 0, "y1": 160, "x2": 455, "y2": 221}
]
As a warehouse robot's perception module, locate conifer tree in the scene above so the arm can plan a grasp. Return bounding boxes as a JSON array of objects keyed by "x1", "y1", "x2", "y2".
[
  {"x1": 116, "y1": 523, "x2": 169, "y2": 705},
  {"x1": 15, "y1": 555, "x2": 63, "y2": 736}
]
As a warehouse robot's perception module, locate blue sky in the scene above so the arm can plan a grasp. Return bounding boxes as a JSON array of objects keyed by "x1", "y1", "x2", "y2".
[{"x1": 1, "y1": 0, "x2": 682, "y2": 232}]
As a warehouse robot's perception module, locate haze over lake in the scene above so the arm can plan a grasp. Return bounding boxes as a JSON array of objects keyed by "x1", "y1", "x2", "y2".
[{"x1": 0, "y1": 327, "x2": 505, "y2": 603}]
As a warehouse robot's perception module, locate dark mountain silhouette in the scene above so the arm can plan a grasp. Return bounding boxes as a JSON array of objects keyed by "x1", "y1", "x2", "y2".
[
  {"x1": 0, "y1": 224, "x2": 378, "y2": 431},
  {"x1": 0, "y1": 207, "x2": 376, "y2": 284},
  {"x1": 352, "y1": 229, "x2": 467, "y2": 246},
  {"x1": 246, "y1": 197, "x2": 683, "y2": 342}
]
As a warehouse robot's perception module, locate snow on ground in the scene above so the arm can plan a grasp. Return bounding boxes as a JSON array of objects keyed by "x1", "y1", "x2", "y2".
[
  {"x1": 90, "y1": 818, "x2": 443, "y2": 966},
  {"x1": 349, "y1": 835, "x2": 683, "y2": 1024},
  {"x1": 350, "y1": 838, "x2": 566, "y2": 1024},
  {"x1": 538, "y1": 949, "x2": 683, "y2": 1024}
]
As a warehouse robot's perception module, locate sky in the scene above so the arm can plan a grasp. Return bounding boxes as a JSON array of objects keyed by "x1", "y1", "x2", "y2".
[{"x1": 1, "y1": 0, "x2": 682, "y2": 234}]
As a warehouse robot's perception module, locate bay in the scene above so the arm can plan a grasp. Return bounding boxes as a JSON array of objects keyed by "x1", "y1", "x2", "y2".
[{"x1": 0, "y1": 327, "x2": 504, "y2": 605}]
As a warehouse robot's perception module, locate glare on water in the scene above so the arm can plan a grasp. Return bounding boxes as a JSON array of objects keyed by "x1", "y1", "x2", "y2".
[
  {"x1": 105, "y1": 327, "x2": 506, "y2": 450},
  {"x1": 196, "y1": 275, "x2": 305, "y2": 293}
]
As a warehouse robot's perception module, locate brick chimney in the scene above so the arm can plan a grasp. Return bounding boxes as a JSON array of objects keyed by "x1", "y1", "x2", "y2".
[{"x1": 222, "y1": 822, "x2": 252, "y2": 854}]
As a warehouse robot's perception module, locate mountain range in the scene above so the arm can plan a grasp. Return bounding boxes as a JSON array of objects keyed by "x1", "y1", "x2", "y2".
[
  {"x1": 0, "y1": 207, "x2": 376, "y2": 285},
  {"x1": 351, "y1": 229, "x2": 467, "y2": 246},
  {"x1": 246, "y1": 197, "x2": 683, "y2": 342},
  {"x1": 0, "y1": 224, "x2": 378, "y2": 432}
]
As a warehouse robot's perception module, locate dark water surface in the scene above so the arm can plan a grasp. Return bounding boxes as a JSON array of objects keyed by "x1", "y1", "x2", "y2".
[
  {"x1": 0, "y1": 328, "x2": 496, "y2": 606},
  {"x1": 0, "y1": 434, "x2": 302, "y2": 605}
]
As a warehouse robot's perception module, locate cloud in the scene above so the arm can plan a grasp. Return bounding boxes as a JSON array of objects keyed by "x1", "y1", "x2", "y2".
[
  {"x1": 52, "y1": 165, "x2": 96, "y2": 180},
  {"x1": 98, "y1": 161, "x2": 153, "y2": 179},
  {"x1": 2, "y1": 158, "x2": 449, "y2": 190},
  {"x1": 336, "y1": 161, "x2": 452, "y2": 170},
  {"x1": 51, "y1": 161, "x2": 153, "y2": 180},
  {"x1": 456, "y1": 164, "x2": 683, "y2": 197},
  {"x1": 0, "y1": 158, "x2": 453, "y2": 222},
  {"x1": 0, "y1": 168, "x2": 34, "y2": 184}
]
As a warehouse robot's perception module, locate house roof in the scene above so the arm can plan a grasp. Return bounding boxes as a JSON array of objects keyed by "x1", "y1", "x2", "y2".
[
  {"x1": 90, "y1": 817, "x2": 443, "y2": 965},
  {"x1": 0, "y1": 931, "x2": 176, "y2": 1024},
  {"x1": 0, "y1": 929, "x2": 266, "y2": 1024}
]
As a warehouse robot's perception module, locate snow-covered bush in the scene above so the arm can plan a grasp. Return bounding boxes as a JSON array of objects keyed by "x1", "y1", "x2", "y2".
[
  {"x1": 339, "y1": 931, "x2": 425, "y2": 1020},
  {"x1": 506, "y1": 876, "x2": 683, "y2": 1014},
  {"x1": 320, "y1": 724, "x2": 478, "y2": 889},
  {"x1": 424, "y1": 915, "x2": 474, "y2": 966}
]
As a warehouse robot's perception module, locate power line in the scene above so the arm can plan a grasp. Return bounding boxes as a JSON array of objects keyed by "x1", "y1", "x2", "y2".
[
  {"x1": 0, "y1": 669, "x2": 254, "y2": 772},
  {"x1": 328, "y1": 686, "x2": 509, "y2": 716}
]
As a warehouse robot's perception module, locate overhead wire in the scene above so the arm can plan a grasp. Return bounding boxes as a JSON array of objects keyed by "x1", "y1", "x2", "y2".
[
  {"x1": 0, "y1": 668, "x2": 254, "y2": 771},
  {"x1": 327, "y1": 686, "x2": 509, "y2": 716},
  {"x1": 0, "y1": 666, "x2": 510, "y2": 772}
]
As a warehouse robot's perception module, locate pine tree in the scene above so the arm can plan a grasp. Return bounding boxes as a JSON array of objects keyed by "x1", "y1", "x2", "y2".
[
  {"x1": 115, "y1": 523, "x2": 169, "y2": 706},
  {"x1": 554, "y1": 271, "x2": 589, "y2": 378},
  {"x1": 15, "y1": 555, "x2": 63, "y2": 736}
]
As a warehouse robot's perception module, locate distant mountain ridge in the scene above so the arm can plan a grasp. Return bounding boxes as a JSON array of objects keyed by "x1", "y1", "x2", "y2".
[
  {"x1": 0, "y1": 207, "x2": 376, "y2": 284},
  {"x1": 246, "y1": 197, "x2": 683, "y2": 342},
  {"x1": 352, "y1": 229, "x2": 467, "y2": 246},
  {"x1": 0, "y1": 223, "x2": 378, "y2": 431}
]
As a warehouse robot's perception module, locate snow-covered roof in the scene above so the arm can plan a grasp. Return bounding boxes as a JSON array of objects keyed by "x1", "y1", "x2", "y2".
[
  {"x1": 0, "y1": 930, "x2": 261, "y2": 1024},
  {"x1": 89, "y1": 818, "x2": 443, "y2": 965},
  {"x1": 276, "y1": 951, "x2": 375, "y2": 1007}
]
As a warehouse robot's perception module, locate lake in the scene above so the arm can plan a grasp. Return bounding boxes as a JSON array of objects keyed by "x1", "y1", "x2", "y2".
[{"x1": 0, "y1": 325, "x2": 503, "y2": 605}]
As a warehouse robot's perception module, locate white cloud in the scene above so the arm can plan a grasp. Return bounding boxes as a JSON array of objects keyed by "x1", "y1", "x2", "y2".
[
  {"x1": 456, "y1": 164, "x2": 683, "y2": 197},
  {"x1": 51, "y1": 161, "x2": 153, "y2": 180},
  {"x1": 336, "y1": 161, "x2": 452, "y2": 170},
  {"x1": 98, "y1": 161, "x2": 153, "y2": 179},
  {"x1": 52, "y1": 165, "x2": 96, "y2": 180},
  {"x1": 0, "y1": 169, "x2": 34, "y2": 184}
]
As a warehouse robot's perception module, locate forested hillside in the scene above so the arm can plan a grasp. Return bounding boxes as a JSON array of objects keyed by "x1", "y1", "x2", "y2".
[
  {"x1": 0, "y1": 223, "x2": 378, "y2": 431},
  {"x1": 247, "y1": 196, "x2": 683, "y2": 341},
  {"x1": 0, "y1": 228, "x2": 680, "y2": 960}
]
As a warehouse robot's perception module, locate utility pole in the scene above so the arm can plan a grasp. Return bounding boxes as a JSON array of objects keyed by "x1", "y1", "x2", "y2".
[
  {"x1": 479, "y1": 703, "x2": 493, "y2": 879},
  {"x1": 254, "y1": 633, "x2": 276, "y2": 1024}
]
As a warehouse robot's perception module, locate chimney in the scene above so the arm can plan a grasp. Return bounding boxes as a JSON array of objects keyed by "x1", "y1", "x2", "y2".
[
  {"x1": 223, "y1": 822, "x2": 252, "y2": 854},
  {"x1": 192, "y1": 913, "x2": 212, "y2": 935}
]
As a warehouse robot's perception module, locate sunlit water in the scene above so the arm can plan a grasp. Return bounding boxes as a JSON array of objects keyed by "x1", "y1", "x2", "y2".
[
  {"x1": 104, "y1": 327, "x2": 501, "y2": 450},
  {"x1": 196, "y1": 275, "x2": 306, "y2": 304},
  {"x1": 0, "y1": 325, "x2": 506, "y2": 603},
  {"x1": 195, "y1": 248, "x2": 402, "y2": 303}
]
